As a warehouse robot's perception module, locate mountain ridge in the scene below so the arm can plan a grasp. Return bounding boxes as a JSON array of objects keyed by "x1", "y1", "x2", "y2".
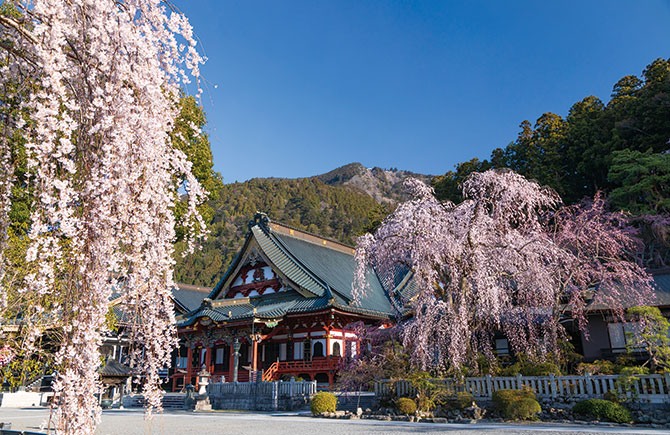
[{"x1": 174, "y1": 163, "x2": 433, "y2": 287}]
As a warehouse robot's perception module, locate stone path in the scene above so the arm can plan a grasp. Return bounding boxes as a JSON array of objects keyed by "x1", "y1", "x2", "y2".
[{"x1": 0, "y1": 409, "x2": 668, "y2": 435}]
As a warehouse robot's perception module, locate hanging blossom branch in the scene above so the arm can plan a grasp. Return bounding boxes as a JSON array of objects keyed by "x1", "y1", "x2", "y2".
[
  {"x1": 353, "y1": 169, "x2": 654, "y2": 374},
  {"x1": 0, "y1": 1, "x2": 206, "y2": 433}
]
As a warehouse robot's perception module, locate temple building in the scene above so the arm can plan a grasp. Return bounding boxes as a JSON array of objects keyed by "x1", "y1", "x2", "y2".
[{"x1": 171, "y1": 213, "x2": 412, "y2": 390}]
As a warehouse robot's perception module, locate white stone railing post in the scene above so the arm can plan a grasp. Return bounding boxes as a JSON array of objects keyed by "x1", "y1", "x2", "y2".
[
  {"x1": 585, "y1": 373, "x2": 593, "y2": 397},
  {"x1": 272, "y1": 381, "x2": 278, "y2": 410},
  {"x1": 549, "y1": 374, "x2": 557, "y2": 399},
  {"x1": 485, "y1": 374, "x2": 493, "y2": 398}
]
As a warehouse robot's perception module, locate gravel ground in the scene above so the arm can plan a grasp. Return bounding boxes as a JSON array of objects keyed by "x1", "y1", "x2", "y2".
[{"x1": 0, "y1": 409, "x2": 668, "y2": 435}]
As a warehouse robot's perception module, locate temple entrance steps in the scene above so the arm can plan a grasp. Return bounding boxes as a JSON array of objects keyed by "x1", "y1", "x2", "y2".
[
  {"x1": 122, "y1": 393, "x2": 186, "y2": 410},
  {"x1": 162, "y1": 393, "x2": 188, "y2": 409}
]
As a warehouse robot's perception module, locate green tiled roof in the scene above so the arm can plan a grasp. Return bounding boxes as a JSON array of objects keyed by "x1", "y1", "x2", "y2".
[
  {"x1": 273, "y1": 233, "x2": 392, "y2": 314},
  {"x1": 179, "y1": 215, "x2": 402, "y2": 327},
  {"x1": 179, "y1": 290, "x2": 333, "y2": 326},
  {"x1": 252, "y1": 226, "x2": 328, "y2": 297}
]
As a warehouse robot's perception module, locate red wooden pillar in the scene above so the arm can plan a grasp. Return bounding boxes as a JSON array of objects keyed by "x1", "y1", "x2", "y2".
[
  {"x1": 186, "y1": 347, "x2": 193, "y2": 386},
  {"x1": 251, "y1": 340, "x2": 258, "y2": 372},
  {"x1": 205, "y1": 345, "x2": 212, "y2": 373},
  {"x1": 228, "y1": 342, "x2": 235, "y2": 381}
]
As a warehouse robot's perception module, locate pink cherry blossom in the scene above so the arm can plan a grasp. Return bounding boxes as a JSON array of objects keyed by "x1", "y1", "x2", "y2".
[
  {"x1": 1, "y1": 1, "x2": 205, "y2": 433},
  {"x1": 354, "y1": 170, "x2": 653, "y2": 374}
]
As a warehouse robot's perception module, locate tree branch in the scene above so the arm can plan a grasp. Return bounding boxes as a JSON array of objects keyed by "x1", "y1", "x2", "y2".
[{"x1": 0, "y1": 15, "x2": 37, "y2": 44}]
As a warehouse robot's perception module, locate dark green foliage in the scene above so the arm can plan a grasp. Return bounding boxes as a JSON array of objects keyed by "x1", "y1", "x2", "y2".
[
  {"x1": 310, "y1": 392, "x2": 337, "y2": 414},
  {"x1": 573, "y1": 399, "x2": 632, "y2": 423},
  {"x1": 174, "y1": 177, "x2": 381, "y2": 287},
  {"x1": 492, "y1": 389, "x2": 540, "y2": 420},
  {"x1": 171, "y1": 94, "x2": 223, "y2": 240},
  {"x1": 576, "y1": 359, "x2": 616, "y2": 375},
  {"x1": 432, "y1": 158, "x2": 492, "y2": 203},
  {"x1": 491, "y1": 388, "x2": 536, "y2": 412},
  {"x1": 505, "y1": 397, "x2": 541, "y2": 421},
  {"x1": 395, "y1": 397, "x2": 417, "y2": 415},
  {"x1": 602, "y1": 391, "x2": 620, "y2": 403},
  {"x1": 433, "y1": 57, "x2": 670, "y2": 209},
  {"x1": 499, "y1": 355, "x2": 561, "y2": 377},
  {"x1": 608, "y1": 149, "x2": 670, "y2": 214},
  {"x1": 446, "y1": 391, "x2": 474, "y2": 410}
]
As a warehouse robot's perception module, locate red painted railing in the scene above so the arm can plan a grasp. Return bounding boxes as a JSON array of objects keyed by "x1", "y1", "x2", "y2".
[
  {"x1": 276, "y1": 356, "x2": 341, "y2": 372},
  {"x1": 262, "y1": 361, "x2": 279, "y2": 382}
]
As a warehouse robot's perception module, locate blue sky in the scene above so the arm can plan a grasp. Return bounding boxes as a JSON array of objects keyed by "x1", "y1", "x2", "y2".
[{"x1": 175, "y1": 0, "x2": 670, "y2": 183}]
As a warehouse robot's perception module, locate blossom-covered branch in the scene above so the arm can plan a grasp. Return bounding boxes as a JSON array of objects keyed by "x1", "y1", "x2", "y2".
[
  {"x1": 0, "y1": 1, "x2": 206, "y2": 433},
  {"x1": 353, "y1": 169, "x2": 653, "y2": 374}
]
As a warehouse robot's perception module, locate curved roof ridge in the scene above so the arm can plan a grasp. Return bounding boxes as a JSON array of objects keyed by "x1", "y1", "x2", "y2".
[{"x1": 259, "y1": 225, "x2": 332, "y2": 297}]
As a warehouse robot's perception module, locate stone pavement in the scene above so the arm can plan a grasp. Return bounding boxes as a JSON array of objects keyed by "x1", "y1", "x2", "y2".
[{"x1": 1, "y1": 409, "x2": 669, "y2": 435}]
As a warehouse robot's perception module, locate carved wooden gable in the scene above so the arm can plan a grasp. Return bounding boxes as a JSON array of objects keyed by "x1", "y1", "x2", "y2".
[{"x1": 224, "y1": 250, "x2": 286, "y2": 299}]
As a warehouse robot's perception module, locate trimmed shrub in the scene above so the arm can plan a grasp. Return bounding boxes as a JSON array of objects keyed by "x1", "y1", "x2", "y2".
[
  {"x1": 396, "y1": 397, "x2": 417, "y2": 415},
  {"x1": 505, "y1": 397, "x2": 541, "y2": 420},
  {"x1": 492, "y1": 388, "x2": 539, "y2": 420},
  {"x1": 310, "y1": 392, "x2": 337, "y2": 415},
  {"x1": 573, "y1": 399, "x2": 632, "y2": 423},
  {"x1": 447, "y1": 392, "x2": 474, "y2": 410},
  {"x1": 492, "y1": 388, "x2": 535, "y2": 413}
]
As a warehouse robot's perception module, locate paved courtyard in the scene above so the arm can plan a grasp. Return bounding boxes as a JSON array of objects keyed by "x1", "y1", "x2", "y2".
[{"x1": 0, "y1": 409, "x2": 668, "y2": 435}]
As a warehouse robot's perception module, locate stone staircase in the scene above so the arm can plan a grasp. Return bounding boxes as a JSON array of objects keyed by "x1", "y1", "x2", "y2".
[
  {"x1": 122, "y1": 393, "x2": 186, "y2": 410},
  {"x1": 25, "y1": 374, "x2": 54, "y2": 392}
]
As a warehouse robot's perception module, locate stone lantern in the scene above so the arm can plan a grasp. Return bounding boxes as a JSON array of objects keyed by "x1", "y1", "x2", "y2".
[{"x1": 197, "y1": 365, "x2": 211, "y2": 395}]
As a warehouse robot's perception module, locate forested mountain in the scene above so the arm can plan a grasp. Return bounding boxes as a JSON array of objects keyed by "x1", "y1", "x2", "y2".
[{"x1": 174, "y1": 165, "x2": 431, "y2": 287}]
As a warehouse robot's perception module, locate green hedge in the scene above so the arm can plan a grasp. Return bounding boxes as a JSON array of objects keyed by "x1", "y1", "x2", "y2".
[
  {"x1": 492, "y1": 388, "x2": 535, "y2": 411},
  {"x1": 396, "y1": 397, "x2": 417, "y2": 415},
  {"x1": 573, "y1": 399, "x2": 631, "y2": 423},
  {"x1": 310, "y1": 392, "x2": 337, "y2": 415},
  {"x1": 492, "y1": 389, "x2": 540, "y2": 420}
]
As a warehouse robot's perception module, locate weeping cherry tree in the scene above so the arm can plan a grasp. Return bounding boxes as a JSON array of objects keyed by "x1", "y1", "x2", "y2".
[
  {"x1": 353, "y1": 170, "x2": 654, "y2": 374},
  {"x1": 0, "y1": 1, "x2": 206, "y2": 433}
]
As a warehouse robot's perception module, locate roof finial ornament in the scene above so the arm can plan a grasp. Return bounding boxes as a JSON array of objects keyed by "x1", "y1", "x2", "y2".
[{"x1": 249, "y1": 212, "x2": 271, "y2": 230}]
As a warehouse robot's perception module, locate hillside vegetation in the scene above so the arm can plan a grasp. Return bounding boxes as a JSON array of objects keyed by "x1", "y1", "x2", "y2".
[{"x1": 174, "y1": 176, "x2": 384, "y2": 286}]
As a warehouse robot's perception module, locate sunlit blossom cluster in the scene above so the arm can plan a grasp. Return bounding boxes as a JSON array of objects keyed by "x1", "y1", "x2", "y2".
[
  {"x1": 0, "y1": 1, "x2": 205, "y2": 434},
  {"x1": 0, "y1": 345, "x2": 14, "y2": 367},
  {"x1": 353, "y1": 170, "x2": 653, "y2": 373}
]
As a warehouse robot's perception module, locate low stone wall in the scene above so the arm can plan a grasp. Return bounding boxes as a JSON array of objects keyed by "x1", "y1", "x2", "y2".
[
  {"x1": 0, "y1": 392, "x2": 52, "y2": 408},
  {"x1": 208, "y1": 380, "x2": 315, "y2": 411}
]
